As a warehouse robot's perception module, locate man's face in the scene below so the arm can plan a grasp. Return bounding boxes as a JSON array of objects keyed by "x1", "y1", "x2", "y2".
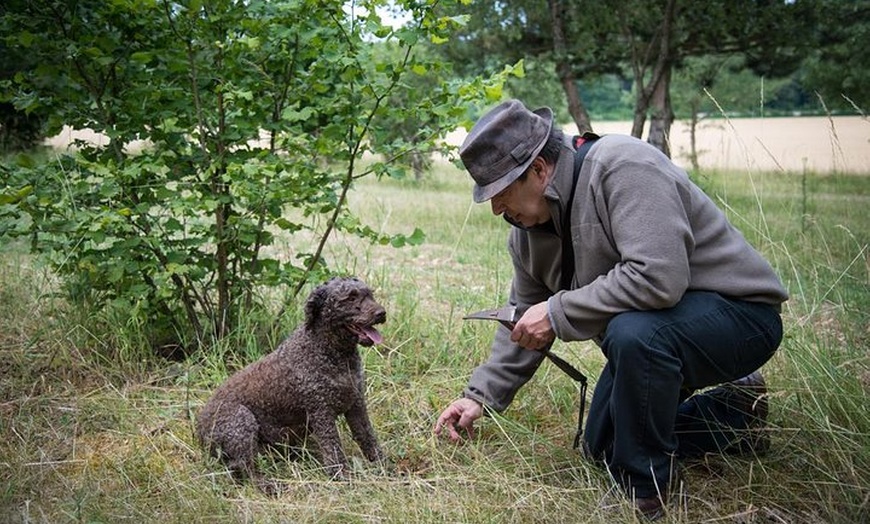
[{"x1": 489, "y1": 159, "x2": 551, "y2": 227}]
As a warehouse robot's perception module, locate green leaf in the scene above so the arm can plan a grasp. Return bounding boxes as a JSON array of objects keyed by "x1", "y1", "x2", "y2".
[
  {"x1": 165, "y1": 263, "x2": 189, "y2": 276},
  {"x1": 281, "y1": 105, "x2": 316, "y2": 123},
  {"x1": 130, "y1": 51, "x2": 153, "y2": 64},
  {"x1": 407, "y1": 227, "x2": 425, "y2": 245},
  {"x1": 18, "y1": 31, "x2": 35, "y2": 48},
  {"x1": 0, "y1": 185, "x2": 33, "y2": 205},
  {"x1": 484, "y1": 84, "x2": 503, "y2": 100},
  {"x1": 274, "y1": 218, "x2": 302, "y2": 232},
  {"x1": 395, "y1": 28, "x2": 419, "y2": 46}
]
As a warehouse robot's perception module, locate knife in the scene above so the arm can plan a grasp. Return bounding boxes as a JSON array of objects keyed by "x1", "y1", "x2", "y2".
[
  {"x1": 463, "y1": 306, "x2": 518, "y2": 330},
  {"x1": 462, "y1": 304, "x2": 589, "y2": 449},
  {"x1": 462, "y1": 306, "x2": 586, "y2": 382}
]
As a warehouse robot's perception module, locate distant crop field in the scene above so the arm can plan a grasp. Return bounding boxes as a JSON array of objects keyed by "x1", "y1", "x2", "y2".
[
  {"x1": 46, "y1": 115, "x2": 869, "y2": 174},
  {"x1": 443, "y1": 115, "x2": 870, "y2": 175},
  {"x1": 593, "y1": 115, "x2": 870, "y2": 174}
]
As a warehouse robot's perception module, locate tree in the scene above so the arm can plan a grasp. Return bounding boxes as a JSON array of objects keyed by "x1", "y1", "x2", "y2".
[
  {"x1": 548, "y1": 0, "x2": 591, "y2": 132},
  {"x1": 802, "y1": 0, "x2": 870, "y2": 112},
  {"x1": 0, "y1": 0, "x2": 513, "y2": 353},
  {"x1": 598, "y1": 0, "x2": 817, "y2": 155},
  {"x1": 367, "y1": 41, "x2": 453, "y2": 180},
  {"x1": 435, "y1": 0, "x2": 818, "y2": 155},
  {"x1": 436, "y1": 0, "x2": 622, "y2": 134},
  {"x1": 0, "y1": 10, "x2": 49, "y2": 152}
]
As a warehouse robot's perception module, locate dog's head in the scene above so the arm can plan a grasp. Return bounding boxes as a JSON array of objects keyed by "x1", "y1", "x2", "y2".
[{"x1": 304, "y1": 277, "x2": 386, "y2": 346}]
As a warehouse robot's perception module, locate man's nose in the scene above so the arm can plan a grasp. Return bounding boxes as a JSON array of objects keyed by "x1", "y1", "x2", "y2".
[{"x1": 490, "y1": 196, "x2": 504, "y2": 216}]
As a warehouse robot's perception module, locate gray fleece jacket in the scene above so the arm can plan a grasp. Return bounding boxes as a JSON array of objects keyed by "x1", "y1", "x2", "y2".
[{"x1": 464, "y1": 133, "x2": 788, "y2": 411}]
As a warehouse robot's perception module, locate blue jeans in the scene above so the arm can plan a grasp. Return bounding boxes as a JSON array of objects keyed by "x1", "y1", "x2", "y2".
[{"x1": 582, "y1": 291, "x2": 783, "y2": 498}]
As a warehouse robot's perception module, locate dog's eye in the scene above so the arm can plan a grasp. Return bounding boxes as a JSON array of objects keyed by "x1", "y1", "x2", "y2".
[{"x1": 347, "y1": 289, "x2": 365, "y2": 305}]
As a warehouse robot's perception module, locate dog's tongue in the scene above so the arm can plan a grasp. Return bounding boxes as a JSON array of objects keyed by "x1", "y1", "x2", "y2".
[{"x1": 364, "y1": 326, "x2": 383, "y2": 345}]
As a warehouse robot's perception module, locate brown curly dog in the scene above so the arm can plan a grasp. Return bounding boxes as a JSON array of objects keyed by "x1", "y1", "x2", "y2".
[{"x1": 195, "y1": 277, "x2": 387, "y2": 492}]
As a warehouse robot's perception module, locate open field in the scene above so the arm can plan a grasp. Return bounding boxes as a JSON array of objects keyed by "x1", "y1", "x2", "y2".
[
  {"x1": 47, "y1": 115, "x2": 870, "y2": 174},
  {"x1": 4, "y1": 123, "x2": 869, "y2": 522},
  {"x1": 443, "y1": 115, "x2": 870, "y2": 174},
  {"x1": 594, "y1": 115, "x2": 870, "y2": 174}
]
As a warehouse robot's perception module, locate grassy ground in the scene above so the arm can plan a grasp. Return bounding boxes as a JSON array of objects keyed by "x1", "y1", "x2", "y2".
[{"x1": 1, "y1": 160, "x2": 867, "y2": 523}]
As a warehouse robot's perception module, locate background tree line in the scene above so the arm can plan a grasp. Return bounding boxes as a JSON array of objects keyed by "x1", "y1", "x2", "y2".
[
  {"x1": 3, "y1": 1, "x2": 868, "y2": 155},
  {"x1": 436, "y1": 0, "x2": 868, "y2": 156}
]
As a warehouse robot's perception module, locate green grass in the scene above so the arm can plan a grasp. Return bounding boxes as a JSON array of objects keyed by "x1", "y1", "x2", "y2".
[{"x1": 1, "y1": 158, "x2": 868, "y2": 523}]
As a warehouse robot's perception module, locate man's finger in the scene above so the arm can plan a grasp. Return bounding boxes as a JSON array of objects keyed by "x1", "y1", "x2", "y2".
[
  {"x1": 435, "y1": 408, "x2": 461, "y2": 439},
  {"x1": 457, "y1": 412, "x2": 476, "y2": 439},
  {"x1": 434, "y1": 412, "x2": 451, "y2": 435},
  {"x1": 447, "y1": 423, "x2": 462, "y2": 442}
]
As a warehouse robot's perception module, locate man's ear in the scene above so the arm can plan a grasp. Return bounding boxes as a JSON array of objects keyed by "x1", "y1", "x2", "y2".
[{"x1": 531, "y1": 157, "x2": 552, "y2": 187}]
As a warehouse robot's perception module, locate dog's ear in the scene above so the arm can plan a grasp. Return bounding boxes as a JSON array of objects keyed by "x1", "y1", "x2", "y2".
[{"x1": 304, "y1": 283, "x2": 330, "y2": 327}]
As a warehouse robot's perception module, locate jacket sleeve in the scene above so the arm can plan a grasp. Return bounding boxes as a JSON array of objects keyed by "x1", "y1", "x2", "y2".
[{"x1": 463, "y1": 233, "x2": 552, "y2": 412}]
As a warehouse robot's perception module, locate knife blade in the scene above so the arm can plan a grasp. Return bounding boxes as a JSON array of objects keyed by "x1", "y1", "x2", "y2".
[{"x1": 463, "y1": 306, "x2": 518, "y2": 329}]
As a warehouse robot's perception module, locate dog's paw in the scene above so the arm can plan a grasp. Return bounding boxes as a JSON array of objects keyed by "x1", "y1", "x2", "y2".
[
  {"x1": 325, "y1": 462, "x2": 350, "y2": 481},
  {"x1": 254, "y1": 475, "x2": 285, "y2": 497}
]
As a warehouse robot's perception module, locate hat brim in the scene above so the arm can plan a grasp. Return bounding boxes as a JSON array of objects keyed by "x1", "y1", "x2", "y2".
[{"x1": 472, "y1": 107, "x2": 554, "y2": 203}]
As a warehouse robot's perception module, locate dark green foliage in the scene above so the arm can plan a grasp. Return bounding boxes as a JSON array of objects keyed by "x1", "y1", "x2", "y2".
[
  {"x1": 803, "y1": 0, "x2": 870, "y2": 111},
  {"x1": 0, "y1": 10, "x2": 49, "y2": 152},
  {"x1": 0, "y1": 103, "x2": 47, "y2": 152},
  {"x1": 0, "y1": 0, "x2": 513, "y2": 351}
]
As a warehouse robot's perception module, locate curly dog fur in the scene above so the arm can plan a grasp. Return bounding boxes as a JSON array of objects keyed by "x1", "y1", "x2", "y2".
[{"x1": 195, "y1": 277, "x2": 387, "y2": 491}]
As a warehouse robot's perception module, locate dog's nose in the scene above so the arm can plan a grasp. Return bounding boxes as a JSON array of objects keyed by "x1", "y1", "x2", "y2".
[{"x1": 374, "y1": 306, "x2": 386, "y2": 324}]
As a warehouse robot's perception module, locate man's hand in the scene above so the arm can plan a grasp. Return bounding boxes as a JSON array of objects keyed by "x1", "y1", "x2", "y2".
[
  {"x1": 511, "y1": 301, "x2": 556, "y2": 350},
  {"x1": 434, "y1": 397, "x2": 483, "y2": 443}
]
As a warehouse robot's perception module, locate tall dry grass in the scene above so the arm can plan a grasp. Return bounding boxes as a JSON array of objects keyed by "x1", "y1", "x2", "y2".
[{"x1": 1, "y1": 122, "x2": 868, "y2": 522}]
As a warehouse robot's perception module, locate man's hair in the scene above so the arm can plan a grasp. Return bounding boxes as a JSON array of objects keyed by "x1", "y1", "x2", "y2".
[
  {"x1": 539, "y1": 127, "x2": 564, "y2": 164},
  {"x1": 517, "y1": 127, "x2": 564, "y2": 181}
]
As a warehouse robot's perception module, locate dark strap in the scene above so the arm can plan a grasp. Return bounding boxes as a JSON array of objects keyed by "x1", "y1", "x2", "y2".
[
  {"x1": 542, "y1": 348, "x2": 588, "y2": 449},
  {"x1": 557, "y1": 132, "x2": 598, "y2": 449},
  {"x1": 560, "y1": 132, "x2": 599, "y2": 289}
]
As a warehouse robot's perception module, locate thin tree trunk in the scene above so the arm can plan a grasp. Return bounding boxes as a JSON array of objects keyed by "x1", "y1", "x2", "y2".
[
  {"x1": 645, "y1": 0, "x2": 677, "y2": 156},
  {"x1": 647, "y1": 66, "x2": 673, "y2": 157},
  {"x1": 630, "y1": 102, "x2": 648, "y2": 138},
  {"x1": 626, "y1": 26, "x2": 649, "y2": 138},
  {"x1": 411, "y1": 150, "x2": 425, "y2": 180},
  {"x1": 688, "y1": 99, "x2": 700, "y2": 172},
  {"x1": 628, "y1": 0, "x2": 677, "y2": 152},
  {"x1": 214, "y1": 45, "x2": 232, "y2": 340},
  {"x1": 548, "y1": 0, "x2": 592, "y2": 134}
]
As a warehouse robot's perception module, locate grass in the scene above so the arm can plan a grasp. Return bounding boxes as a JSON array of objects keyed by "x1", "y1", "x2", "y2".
[{"x1": 1, "y1": 156, "x2": 868, "y2": 523}]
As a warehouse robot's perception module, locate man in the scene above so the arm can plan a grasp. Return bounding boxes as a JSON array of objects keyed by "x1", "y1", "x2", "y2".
[{"x1": 433, "y1": 100, "x2": 788, "y2": 519}]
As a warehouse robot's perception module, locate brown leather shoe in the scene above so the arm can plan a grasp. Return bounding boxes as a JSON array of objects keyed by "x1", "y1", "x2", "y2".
[
  {"x1": 725, "y1": 370, "x2": 769, "y2": 453},
  {"x1": 635, "y1": 495, "x2": 665, "y2": 521}
]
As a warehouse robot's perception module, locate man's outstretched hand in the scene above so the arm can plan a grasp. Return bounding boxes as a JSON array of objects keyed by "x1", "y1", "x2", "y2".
[{"x1": 434, "y1": 397, "x2": 483, "y2": 442}]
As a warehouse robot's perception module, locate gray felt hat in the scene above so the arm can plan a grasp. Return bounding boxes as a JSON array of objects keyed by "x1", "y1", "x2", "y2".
[{"x1": 459, "y1": 100, "x2": 554, "y2": 203}]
